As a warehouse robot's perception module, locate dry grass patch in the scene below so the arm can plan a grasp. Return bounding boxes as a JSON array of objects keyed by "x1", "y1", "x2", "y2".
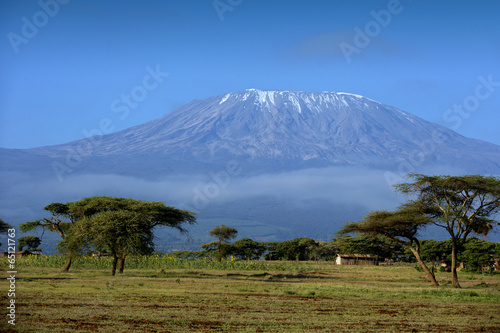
[{"x1": 5, "y1": 262, "x2": 500, "y2": 332}]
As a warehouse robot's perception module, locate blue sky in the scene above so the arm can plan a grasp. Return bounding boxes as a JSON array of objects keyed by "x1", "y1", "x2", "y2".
[{"x1": 1, "y1": 0, "x2": 499, "y2": 149}]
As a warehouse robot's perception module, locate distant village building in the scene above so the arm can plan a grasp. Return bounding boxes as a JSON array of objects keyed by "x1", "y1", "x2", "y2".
[
  {"x1": 439, "y1": 260, "x2": 452, "y2": 272},
  {"x1": 335, "y1": 254, "x2": 378, "y2": 265}
]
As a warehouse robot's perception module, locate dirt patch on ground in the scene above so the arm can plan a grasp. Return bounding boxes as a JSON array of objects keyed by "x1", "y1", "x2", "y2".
[
  {"x1": 19, "y1": 301, "x2": 114, "y2": 308},
  {"x1": 51, "y1": 317, "x2": 110, "y2": 331},
  {"x1": 122, "y1": 318, "x2": 165, "y2": 326},
  {"x1": 187, "y1": 320, "x2": 223, "y2": 330},
  {"x1": 375, "y1": 309, "x2": 399, "y2": 315}
]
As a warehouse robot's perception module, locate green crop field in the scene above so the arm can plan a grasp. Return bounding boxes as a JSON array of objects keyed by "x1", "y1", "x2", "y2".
[{"x1": 2, "y1": 256, "x2": 500, "y2": 332}]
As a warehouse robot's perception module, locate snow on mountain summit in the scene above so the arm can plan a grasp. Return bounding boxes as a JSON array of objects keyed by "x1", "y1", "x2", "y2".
[{"x1": 217, "y1": 89, "x2": 381, "y2": 115}]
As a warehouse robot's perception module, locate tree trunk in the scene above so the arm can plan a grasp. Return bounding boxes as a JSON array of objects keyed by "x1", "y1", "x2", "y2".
[
  {"x1": 61, "y1": 256, "x2": 72, "y2": 272},
  {"x1": 408, "y1": 246, "x2": 439, "y2": 286},
  {"x1": 111, "y1": 255, "x2": 118, "y2": 276},
  {"x1": 118, "y1": 255, "x2": 126, "y2": 274},
  {"x1": 451, "y1": 242, "x2": 461, "y2": 288}
]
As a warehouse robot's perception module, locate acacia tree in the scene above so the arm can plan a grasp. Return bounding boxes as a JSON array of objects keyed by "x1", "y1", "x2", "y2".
[
  {"x1": 0, "y1": 218, "x2": 11, "y2": 234},
  {"x1": 62, "y1": 196, "x2": 197, "y2": 275},
  {"x1": 0, "y1": 218, "x2": 12, "y2": 248},
  {"x1": 263, "y1": 242, "x2": 279, "y2": 260},
  {"x1": 200, "y1": 241, "x2": 222, "y2": 259},
  {"x1": 331, "y1": 234, "x2": 403, "y2": 262},
  {"x1": 276, "y1": 238, "x2": 318, "y2": 261},
  {"x1": 19, "y1": 203, "x2": 75, "y2": 271},
  {"x1": 419, "y1": 239, "x2": 451, "y2": 268},
  {"x1": 395, "y1": 174, "x2": 500, "y2": 288},
  {"x1": 310, "y1": 241, "x2": 337, "y2": 261},
  {"x1": 338, "y1": 205, "x2": 439, "y2": 286},
  {"x1": 458, "y1": 238, "x2": 498, "y2": 272},
  {"x1": 230, "y1": 238, "x2": 265, "y2": 260},
  {"x1": 17, "y1": 236, "x2": 42, "y2": 253},
  {"x1": 209, "y1": 224, "x2": 238, "y2": 262},
  {"x1": 64, "y1": 211, "x2": 154, "y2": 275}
]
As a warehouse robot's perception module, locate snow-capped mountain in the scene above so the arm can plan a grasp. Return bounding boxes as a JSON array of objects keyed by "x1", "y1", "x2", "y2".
[
  {"x1": 4, "y1": 89, "x2": 499, "y2": 179},
  {"x1": 2, "y1": 89, "x2": 500, "y2": 249}
]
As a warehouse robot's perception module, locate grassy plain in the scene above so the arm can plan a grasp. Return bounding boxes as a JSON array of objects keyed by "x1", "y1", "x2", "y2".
[{"x1": 2, "y1": 259, "x2": 500, "y2": 332}]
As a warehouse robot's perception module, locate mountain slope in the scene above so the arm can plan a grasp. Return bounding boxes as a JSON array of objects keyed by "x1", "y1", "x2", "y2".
[{"x1": 4, "y1": 89, "x2": 498, "y2": 180}]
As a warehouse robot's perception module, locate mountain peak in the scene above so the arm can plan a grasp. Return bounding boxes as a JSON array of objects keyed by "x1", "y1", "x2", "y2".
[
  {"x1": 217, "y1": 89, "x2": 381, "y2": 115},
  {"x1": 7, "y1": 88, "x2": 500, "y2": 177}
]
